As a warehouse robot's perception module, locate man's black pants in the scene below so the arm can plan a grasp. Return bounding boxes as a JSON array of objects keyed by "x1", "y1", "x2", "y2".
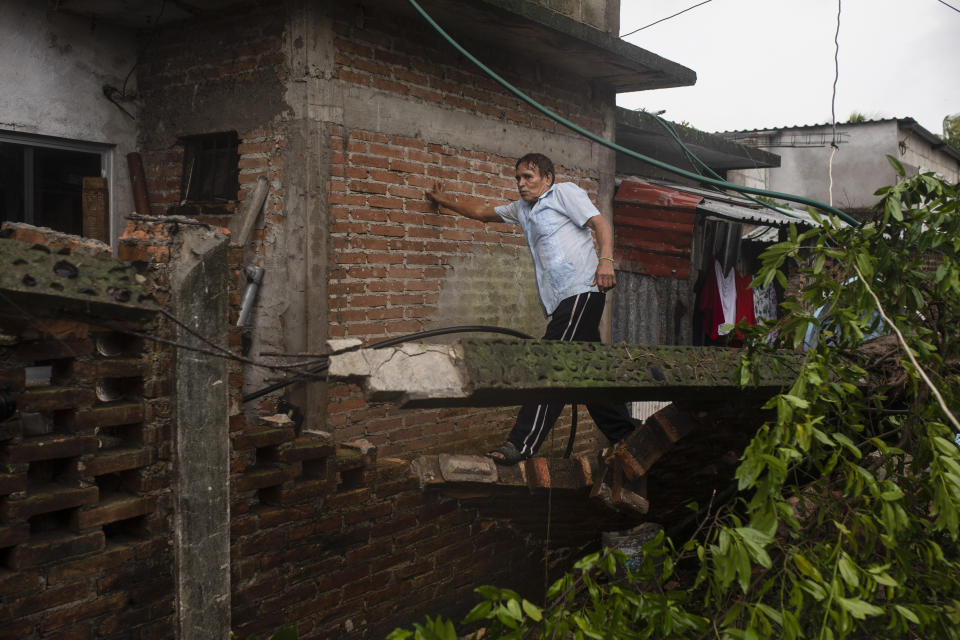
[{"x1": 507, "y1": 291, "x2": 636, "y2": 457}]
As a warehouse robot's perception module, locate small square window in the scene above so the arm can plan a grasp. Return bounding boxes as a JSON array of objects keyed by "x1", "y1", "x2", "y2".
[{"x1": 180, "y1": 132, "x2": 239, "y2": 203}]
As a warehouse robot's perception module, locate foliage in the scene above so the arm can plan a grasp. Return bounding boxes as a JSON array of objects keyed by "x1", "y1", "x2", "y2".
[
  {"x1": 847, "y1": 112, "x2": 867, "y2": 123},
  {"x1": 945, "y1": 113, "x2": 960, "y2": 151},
  {"x1": 389, "y1": 166, "x2": 960, "y2": 639}
]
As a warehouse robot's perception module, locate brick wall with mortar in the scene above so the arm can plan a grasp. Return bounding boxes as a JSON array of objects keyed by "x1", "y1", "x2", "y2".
[
  {"x1": 0, "y1": 225, "x2": 175, "y2": 638},
  {"x1": 319, "y1": 3, "x2": 611, "y2": 458},
  {"x1": 131, "y1": 1, "x2": 615, "y2": 462},
  {"x1": 67, "y1": 1, "x2": 623, "y2": 636}
]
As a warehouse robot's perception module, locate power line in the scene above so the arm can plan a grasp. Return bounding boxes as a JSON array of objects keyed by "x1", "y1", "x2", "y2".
[
  {"x1": 937, "y1": 0, "x2": 960, "y2": 14},
  {"x1": 829, "y1": 0, "x2": 841, "y2": 207},
  {"x1": 620, "y1": 0, "x2": 713, "y2": 38}
]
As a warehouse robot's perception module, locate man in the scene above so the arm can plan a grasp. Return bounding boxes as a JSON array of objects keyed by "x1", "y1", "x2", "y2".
[{"x1": 426, "y1": 153, "x2": 635, "y2": 465}]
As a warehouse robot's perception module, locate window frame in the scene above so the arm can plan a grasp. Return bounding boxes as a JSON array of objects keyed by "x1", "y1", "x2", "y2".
[{"x1": 0, "y1": 131, "x2": 115, "y2": 243}]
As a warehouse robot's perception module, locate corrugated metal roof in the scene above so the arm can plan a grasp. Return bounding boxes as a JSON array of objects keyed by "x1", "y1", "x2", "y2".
[
  {"x1": 696, "y1": 198, "x2": 816, "y2": 227},
  {"x1": 637, "y1": 178, "x2": 821, "y2": 229},
  {"x1": 716, "y1": 117, "x2": 908, "y2": 135}
]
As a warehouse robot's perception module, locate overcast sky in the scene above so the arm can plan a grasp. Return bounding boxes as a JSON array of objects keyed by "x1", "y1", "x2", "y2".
[{"x1": 616, "y1": 0, "x2": 960, "y2": 136}]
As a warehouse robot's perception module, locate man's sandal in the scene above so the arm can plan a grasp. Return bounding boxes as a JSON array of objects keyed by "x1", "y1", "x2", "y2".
[{"x1": 487, "y1": 442, "x2": 524, "y2": 466}]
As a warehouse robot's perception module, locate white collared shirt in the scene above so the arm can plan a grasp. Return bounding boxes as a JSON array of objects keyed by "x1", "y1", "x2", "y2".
[{"x1": 495, "y1": 181, "x2": 600, "y2": 316}]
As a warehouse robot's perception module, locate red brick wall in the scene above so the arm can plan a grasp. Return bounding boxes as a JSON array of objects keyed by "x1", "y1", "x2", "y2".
[
  {"x1": 330, "y1": 10, "x2": 605, "y2": 137},
  {"x1": 229, "y1": 435, "x2": 544, "y2": 639},
  {"x1": 0, "y1": 228, "x2": 174, "y2": 638},
  {"x1": 95, "y1": 2, "x2": 618, "y2": 636}
]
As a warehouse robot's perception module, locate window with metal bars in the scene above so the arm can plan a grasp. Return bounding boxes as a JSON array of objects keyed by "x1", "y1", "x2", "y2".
[{"x1": 180, "y1": 131, "x2": 239, "y2": 203}]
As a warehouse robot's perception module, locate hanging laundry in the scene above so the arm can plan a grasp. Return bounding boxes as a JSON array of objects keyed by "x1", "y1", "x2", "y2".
[
  {"x1": 715, "y1": 260, "x2": 737, "y2": 335},
  {"x1": 753, "y1": 280, "x2": 779, "y2": 344},
  {"x1": 698, "y1": 260, "x2": 759, "y2": 343},
  {"x1": 733, "y1": 270, "x2": 757, "y2": 337}
]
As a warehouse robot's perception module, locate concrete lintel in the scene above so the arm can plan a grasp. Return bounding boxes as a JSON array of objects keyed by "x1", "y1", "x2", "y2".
[{"x1": 327, "y1": 338, "x2": 801, "y2": 408}]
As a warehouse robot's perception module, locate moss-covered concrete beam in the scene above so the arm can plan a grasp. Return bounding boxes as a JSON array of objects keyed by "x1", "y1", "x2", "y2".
[
  {"x1": 0, "y1": 238, "x2": 157, "y2": 324},
  {"x1": 328, "y1": 338, "x2": 801, "y2": 408}
]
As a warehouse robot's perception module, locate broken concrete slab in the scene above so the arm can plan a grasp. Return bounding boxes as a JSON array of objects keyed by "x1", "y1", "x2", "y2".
[
  {"x1": 327, "y1": 341, "x2": 470, "y2": 404},
  {"x1": 328, "y1": 338, "x2": 801, "y2": 407}
]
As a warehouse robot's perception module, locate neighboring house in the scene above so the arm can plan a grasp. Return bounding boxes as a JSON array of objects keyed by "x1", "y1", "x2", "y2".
[
  {"x1": 722, "y1": 118, "x2": 960, "y2": 218},
  {"x1": 611, "y1": 107, "x2": 796, "y2": 347},
  {"x1": 0, "y1": 1, "x2": 719, "y2": 637}
]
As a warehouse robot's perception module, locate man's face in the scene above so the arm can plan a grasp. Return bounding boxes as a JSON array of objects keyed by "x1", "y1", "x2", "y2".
[{"x1": 515, "y1": 163, "x2": 553, "y2": 203}]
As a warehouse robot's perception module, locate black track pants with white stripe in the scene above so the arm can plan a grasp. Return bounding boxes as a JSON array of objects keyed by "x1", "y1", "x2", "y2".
[{"x1": 507, "y1": 291, "x2": 636, "y2": 457}]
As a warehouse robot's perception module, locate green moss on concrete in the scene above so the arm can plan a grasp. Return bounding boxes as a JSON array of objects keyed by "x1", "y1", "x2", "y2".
[{"x1": 0, "y1": 238, "x2": 157, "y2": 321}]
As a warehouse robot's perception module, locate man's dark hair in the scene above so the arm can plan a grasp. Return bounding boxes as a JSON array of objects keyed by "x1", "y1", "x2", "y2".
[{"x1": 515, "y1": 153, "x2": 555, "y2": 183}]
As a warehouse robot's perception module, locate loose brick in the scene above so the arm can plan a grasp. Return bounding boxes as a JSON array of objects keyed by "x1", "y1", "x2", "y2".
[
  {"x1": 0, "y1": 569, "x2": 41, "y2": 598},
  {"x1": 18, "y1": 388, "x2": 96, "y2": 413},
  {"x1": 278, "y1": 438, "x2": 335, "y2": 463},
  {"x1": 343, "y1": 501, "x2": 392, "y2": 525},
  {"x1": 0, "y1": 523, "x2": 30, "y2": 549},
  {"x1": 40, "y1": 592, "x2": 126, "y2": 633},
  {"x1": 235, "y1": 465, "x2": 297, "y2": 492},
  {"x1": 72, "y1": 358, "x2": 144, "y2": 379},
  {"x1": 74, "y1": 402, "x2": 144, "y2": 429},
  {"x1": 233, "y1": 427, "x2": 295, "y2": 450},
  {"x1": 47, "y1": 544, "x2": 135, "y2": 583},
  {"x1": 8, "y1": 581, "x2": 88, "y2": 618},
  {"x1": 0, "y1": 472, "x2": 27, "y2": 496},
  {"x1": 2, "y1": 434, "x2": 99, "y2": 464},
  {"x1": 80, "y1": 447, "x2": 154, "y2": 477},
  {"x1": 73, "y1": 495, "x2": 156, "y2": 530},
  {"x1": 324, "y1": 487, "x2": 369, "y2": 510},
  {"x1": 7, "y1": 530, "x2": 104, "y2": 570},
  {"x1": 260, "y1": 478, "x2": 332, "y2": 506},
  {"x1": 1, "y1": 484, "x2": 99, "y2": 520},
  {"x1": 14, "y1": 341, "x2": 93, "y2": 362}
]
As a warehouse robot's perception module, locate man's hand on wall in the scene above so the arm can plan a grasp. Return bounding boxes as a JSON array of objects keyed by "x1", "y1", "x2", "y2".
[{"x1": 426, "y1": 181, "x2": 454, "y2": 212}]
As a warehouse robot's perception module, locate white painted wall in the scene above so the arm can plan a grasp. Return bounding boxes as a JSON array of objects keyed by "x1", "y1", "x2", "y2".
[
  {"x1": 901, "y1": 130, "x2": 960, "y2": 182},
  {"x1": 0, "y1": 0, "x2": 140, "y2": 247},
  {"x1": 727, "y1": 121, "x2": 960, "y2": 211}
]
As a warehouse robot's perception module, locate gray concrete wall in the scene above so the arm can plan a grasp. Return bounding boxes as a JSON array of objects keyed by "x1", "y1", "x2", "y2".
[
  {"x1": 532, "y1": 0, "x2": 620, "y2": 32},
  {"x1": 0, "y1": 0, "x2": 139, "y2": 247},
  {"x1": 729, "y1": 121, "x2": 960, "y2": 212},
  {"x1": 901, "y1": 129, "x2": 960, "y2": 182},
  {"x1": 765, "y1": 121, "x2": 900, "y2": 211}
]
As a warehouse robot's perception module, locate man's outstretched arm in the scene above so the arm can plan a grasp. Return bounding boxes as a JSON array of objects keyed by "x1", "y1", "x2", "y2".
[{"x1": 426, "y1": 181, "x2": 502, "y2": 222}]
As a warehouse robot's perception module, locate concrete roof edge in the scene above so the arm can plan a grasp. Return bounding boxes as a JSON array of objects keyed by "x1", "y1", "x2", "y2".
[
  {"x1": 615, "y1": 107, "x2": 781, "y2": 169},
  {"x1": 897, "y1": 118, "x2": 960, "y2": 163},
  {"x1": 473, "y1": 0, "x2": 697, "y2": 89}
]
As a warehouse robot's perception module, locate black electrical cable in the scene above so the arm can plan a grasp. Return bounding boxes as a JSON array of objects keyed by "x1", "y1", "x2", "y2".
[
  {"x1": 937, "y1": 0, "x2": 960, "y2": 13},
  {"x1": 242, "y1": 325, "x2": 534, "y2": 403},
  {"x1": 564, "y1": 406, "x2": 578, "y2": 458},
  {"x1": 620, "y1": 0, "x2": 714, "y2": 38}
]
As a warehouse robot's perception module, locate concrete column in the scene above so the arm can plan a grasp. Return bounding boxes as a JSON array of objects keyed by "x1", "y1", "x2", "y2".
[
  {"x1": 170, "y1": 227, "x2": 231, "y2": 640},
  {"x1": 598, "y1": 83, "x2": 618, "y2": 343},
  {"x1": 279, "y1": 0, "x2": 336, "y2": 429}
]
